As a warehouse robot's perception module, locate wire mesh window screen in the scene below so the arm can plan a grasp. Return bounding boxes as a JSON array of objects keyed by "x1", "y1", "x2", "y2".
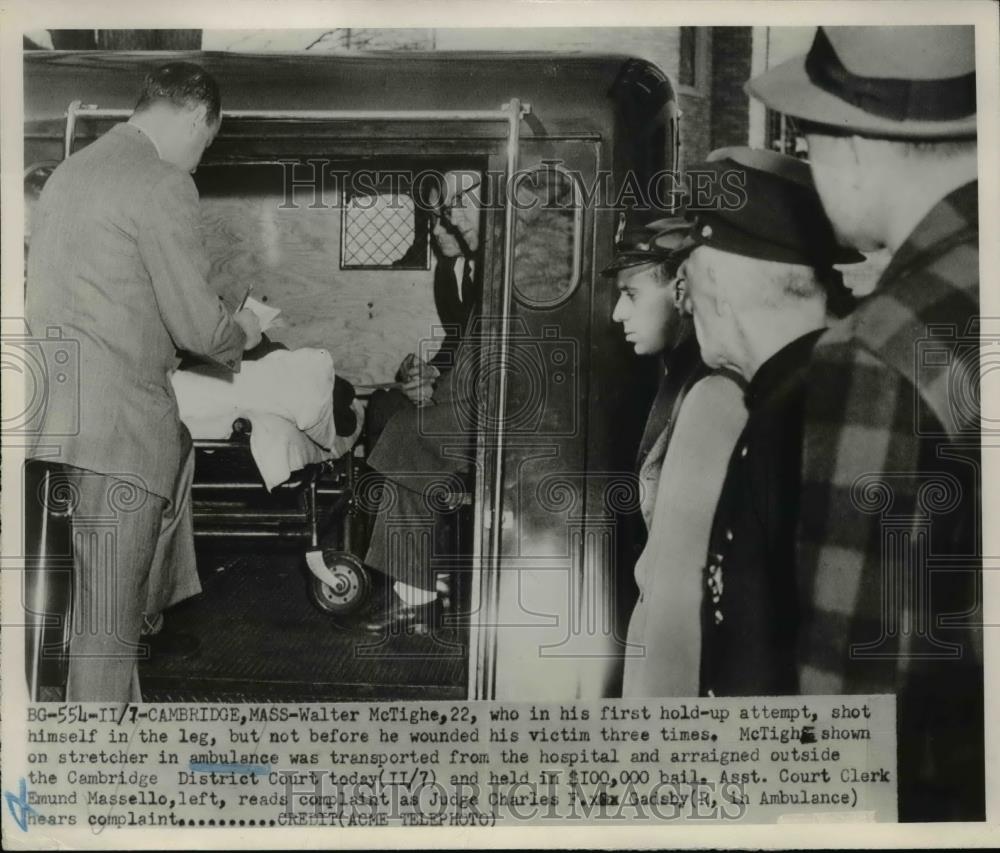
[{"x1": 341, "y1": 192, "x2": 428, "y2": 269}]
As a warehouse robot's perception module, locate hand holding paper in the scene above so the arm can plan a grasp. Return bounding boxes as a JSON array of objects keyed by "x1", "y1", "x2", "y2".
[{"x1": 243, "y1": 295, "x2": 283, "y2": 333}]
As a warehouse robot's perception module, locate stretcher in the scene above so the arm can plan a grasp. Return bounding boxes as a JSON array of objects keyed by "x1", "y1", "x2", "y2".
[
  {"x1": 175, "y1": 347, "x2": 373, "y2": 621},
  {"x1": 190, "y1": 410, "x2": 373, "y2": 621},
  {"x1": 23, "y1": 353, "x2": 376, "y2": 699}
]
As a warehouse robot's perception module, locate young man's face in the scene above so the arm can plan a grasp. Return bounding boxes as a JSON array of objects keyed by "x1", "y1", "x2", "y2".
[{"x1": 611, "y1": 261, "x2": 682, "y2": 356}]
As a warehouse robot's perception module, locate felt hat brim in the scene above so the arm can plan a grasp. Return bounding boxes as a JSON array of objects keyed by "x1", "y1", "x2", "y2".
[{"x1": 746, "y1": 54, "x2": 978, "y2": 140}]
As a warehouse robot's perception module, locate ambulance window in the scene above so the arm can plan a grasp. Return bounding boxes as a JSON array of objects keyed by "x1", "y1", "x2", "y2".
[
  {"x1": 512, "y1": 166, "x2": 582, "y2": 309},
  {"x1": 340, "y1": 190, "x2": 429, "y2": 270}
]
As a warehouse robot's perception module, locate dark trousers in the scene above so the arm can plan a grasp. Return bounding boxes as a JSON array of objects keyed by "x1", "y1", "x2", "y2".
[
  {"x1": 364, "y1": 387, "x2": 412, "y2": 451},
  {"x1": 365, "y1": 481, "x2": 455, "y2": 592},
  {"x1": 362, "y1": 389, "x2": 464, "y2": 593}
]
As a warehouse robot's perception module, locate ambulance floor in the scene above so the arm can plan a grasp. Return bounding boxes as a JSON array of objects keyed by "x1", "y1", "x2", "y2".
[{"x1": 137, "y1": 547, "x2": 468, "y2": 703}]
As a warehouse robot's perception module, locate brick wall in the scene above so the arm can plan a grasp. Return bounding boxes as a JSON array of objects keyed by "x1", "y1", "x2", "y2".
[
  {"x1": 676, "y1": 27, "x2": 754, "y2": 166},
  {"x1": 710, "y1": 27, "x2": 753, "y2": 150},
  {"x1": 678, "y1": 93, "x2": 712, "y2": 167}
]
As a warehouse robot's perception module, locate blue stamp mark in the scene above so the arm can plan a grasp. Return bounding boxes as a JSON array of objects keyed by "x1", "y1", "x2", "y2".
[
  {"x1": 188, "y1": 762, "x2": 270, "y2": 776},
  {"x1": 5, "y1": 778, "x2": 38, "y2": 832}
]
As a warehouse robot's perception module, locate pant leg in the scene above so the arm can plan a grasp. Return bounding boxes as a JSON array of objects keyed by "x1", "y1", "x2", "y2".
[
  {"x1": 144, "y1": 444, "x2": 201, "y2": 615},
  {"x1": 364, "y1": 480, "x2": 436, "y2": 592},
  {"x1": 64, "y1": 468, "x2": 165, "y2": 702},
  {"x1": 364, "y1": 388, "x2": 413, "y2": 452}
]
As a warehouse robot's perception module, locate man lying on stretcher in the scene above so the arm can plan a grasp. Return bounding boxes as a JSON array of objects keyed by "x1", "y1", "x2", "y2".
[
  {"x1": 172, "y1": 337, "x2": 362, "y2": 491},
  {"x1": 246, "y1": 334, "x2": 359, "y2": 437}
]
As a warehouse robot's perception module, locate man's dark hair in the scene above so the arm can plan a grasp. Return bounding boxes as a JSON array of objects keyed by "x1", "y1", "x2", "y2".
[
  {"x1": 657, "y1": 257, "x2": 683, "y2": 283},
  {"x1": 134, "y1": 62, "x2": 221, "y2": 124}
]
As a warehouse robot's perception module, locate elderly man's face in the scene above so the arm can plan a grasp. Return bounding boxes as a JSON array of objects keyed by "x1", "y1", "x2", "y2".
[
  {"x1": 611, "y1": 261, "x2": 682, "y2": 356},
  {"x1": 430, "y1": 181, "x2": 481, "y2": 258},
  {"x1": 681, "y1": 246, "x2": 737, "y2": 370},
  {"x1": 803, "y1": 133, "x2": 882, "y2": 253}
]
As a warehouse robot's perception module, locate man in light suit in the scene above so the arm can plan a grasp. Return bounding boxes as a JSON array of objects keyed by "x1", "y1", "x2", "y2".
[
  {"x1": 26, "y1": 62, "x2": 262, "y2": 701},
  {"x1": 606, "y1": 218, "x2": 706, "y2": 530},
  {"x1": 607, "y1": 217, "x2": 747, "y2": 698}
]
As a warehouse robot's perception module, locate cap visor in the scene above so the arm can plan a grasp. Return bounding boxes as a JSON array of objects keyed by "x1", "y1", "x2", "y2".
[{"x1": 600, "y1": 252, "x2": 664, "y2": 277}]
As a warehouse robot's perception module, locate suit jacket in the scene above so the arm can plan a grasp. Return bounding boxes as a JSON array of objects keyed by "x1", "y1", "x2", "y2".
[
  {"x1": 367, "y1": 254, "x2": 480, "y2": 483},
  {"x1": 26, "y1": 123, "x2": 245, "y2": 501},
  {"x1": 429, "y1": 254, "x2": 479, "y2": 370},
  {"x1": 366, "y1": 339, "x2": 478, "y2": 483}
]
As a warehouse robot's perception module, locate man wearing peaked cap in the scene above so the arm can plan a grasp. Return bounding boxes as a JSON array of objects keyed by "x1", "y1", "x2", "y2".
[
  {"x1": 688, "y1": 145, "x2": 864, "y2": 269},
  {"x1": 604, "y1": 217, "x2": 702, "y2": 501},
  {"x1": 605, "y1": 217, "x2": 747, "y2": 698},
  {"x1": 679, "y1": 146, "x2": 862, "y2": 703},
  {"x1": 689, "y1": 145, "x2": 863, "y2": 319},
  {"x1": 748, "y1": 27, "x2": 982, "y2": 822}
]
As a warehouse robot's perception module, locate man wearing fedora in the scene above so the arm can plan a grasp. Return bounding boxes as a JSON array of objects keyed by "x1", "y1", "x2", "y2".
[
  {"x1": 679, "y1": 147, "x2": 862, "y2": 699},
  {"x1": 748, "y1": 26, "x2": 982, "y2": 820},
  {"x1": 606, "y1": 217, "x2": 746, "y2": 697}
]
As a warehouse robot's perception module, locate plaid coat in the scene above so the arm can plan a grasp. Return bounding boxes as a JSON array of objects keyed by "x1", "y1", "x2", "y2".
[{"x1": 797, "y1": 181, "x2": 982, "y2": 820}]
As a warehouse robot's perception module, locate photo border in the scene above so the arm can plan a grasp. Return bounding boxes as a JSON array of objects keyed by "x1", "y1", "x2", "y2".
[{"x1": 2, "y1": 0, "x2": 998, "y2": 848}]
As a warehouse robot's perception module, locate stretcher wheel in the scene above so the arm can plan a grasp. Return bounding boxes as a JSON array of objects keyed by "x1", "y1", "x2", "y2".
[{"x1": 307, "y1": 551, "x2": 371, "y2": 619}]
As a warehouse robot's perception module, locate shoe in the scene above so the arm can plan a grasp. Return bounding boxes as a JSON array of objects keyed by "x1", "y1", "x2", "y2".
[
  {"x1": 140, "y1": 631, "x2": 201, "y2": 660},
  {"x1": 362, "y1": 595, "x2": 442, "y2": 636}
]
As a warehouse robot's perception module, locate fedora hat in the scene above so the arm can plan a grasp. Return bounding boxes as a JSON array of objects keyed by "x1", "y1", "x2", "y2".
[{"x1": 746, "y1": 26, "x2": 976, "y2": 139}]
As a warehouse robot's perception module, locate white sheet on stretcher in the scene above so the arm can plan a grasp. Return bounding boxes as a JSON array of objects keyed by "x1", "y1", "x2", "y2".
[{"x1": 171, "y1": 348, "x2": 362, "y2": 491}]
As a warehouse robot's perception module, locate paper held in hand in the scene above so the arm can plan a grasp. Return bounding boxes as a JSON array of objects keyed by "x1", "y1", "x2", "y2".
[{"x1": 244, "y1": 296, "x2": 282, "y2": 333}]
